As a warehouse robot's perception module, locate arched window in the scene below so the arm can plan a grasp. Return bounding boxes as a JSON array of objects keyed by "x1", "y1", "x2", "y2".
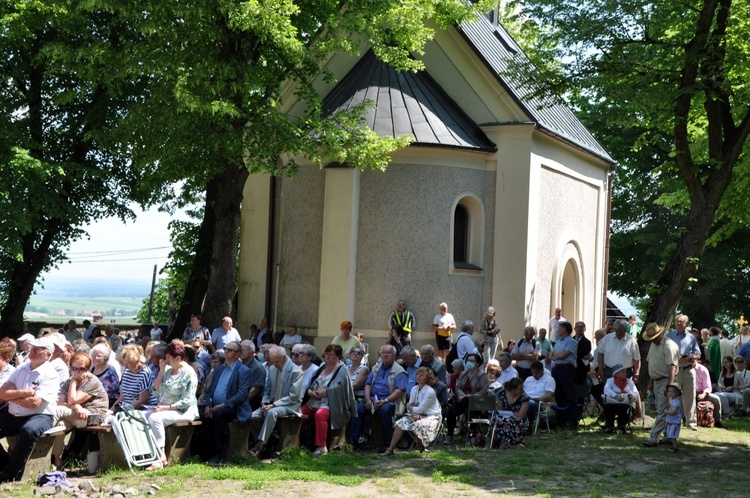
[
  {"x1": 454, "y1": 205, "x2": 469, "y2": 264},
  {"x1": 451, "y1": 195, "x2": 484, "y2": 272}
]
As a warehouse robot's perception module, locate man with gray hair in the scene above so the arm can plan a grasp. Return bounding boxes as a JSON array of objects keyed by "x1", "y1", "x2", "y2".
[
  {"x1": 249, "y1": 346, "x2": 303, "y2": 458},
  {"x1": 666, "y1": 314, "x2": 700, "y2": 430},
  {"x1": 348, "y1": 344, "x2": 407, "y2": 453},
  {"x1": 455, "y1": 320, "x2": 479, "y2": 364},
  {"x1": 420, "y1": 344, "x2": 446, "y2": 384},
  {"x1": 497, "y1": 352, "x2": 519, "y2": 385},
  {"x1": 597, "y1": 319, "x2": 641, "y2": 382},
  {"x1": 399, "y1": 346, "x2": 422, "y2": 396},
  {"x1": 511, "y1": 326, "x2": 541, "y2": 380},
  {"x1": 239, "y1": 340, "x2": 266, "y2": 410}
]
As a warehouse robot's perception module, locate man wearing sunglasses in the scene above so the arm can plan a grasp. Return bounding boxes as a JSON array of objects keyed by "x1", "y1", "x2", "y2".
[{"x1": 0, "y1": 338, "x2": 59, "y2": 482}]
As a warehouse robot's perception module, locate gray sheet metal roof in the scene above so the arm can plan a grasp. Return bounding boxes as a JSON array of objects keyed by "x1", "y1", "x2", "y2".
[
  {"x1": 323, "y1": 50, "x2": 497, "y2": 152},
  {"x1": 459, "y1": 14, "x2": 615, "y2": 164}
]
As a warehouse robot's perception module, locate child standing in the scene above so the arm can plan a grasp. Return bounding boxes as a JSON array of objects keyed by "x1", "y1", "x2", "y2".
[{"x1": 665, "y1": 383, "x2": 682, "y2": 453}]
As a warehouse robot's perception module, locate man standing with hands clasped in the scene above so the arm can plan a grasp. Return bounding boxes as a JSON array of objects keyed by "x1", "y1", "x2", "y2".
[
  {"x1": 642, "y1": 323, "x2": 680, "y2": 447},
  {"x1": 666, "y1": 314, "x2": 701, "y2": 430}
]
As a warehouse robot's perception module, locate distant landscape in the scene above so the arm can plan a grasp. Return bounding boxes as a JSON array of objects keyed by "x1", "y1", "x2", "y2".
[{"x1": 25, "y1": 277, "x2": 151, "y2": 323}]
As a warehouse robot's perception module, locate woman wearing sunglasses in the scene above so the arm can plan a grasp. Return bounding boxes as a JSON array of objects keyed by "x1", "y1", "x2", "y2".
[{"x1": 52, "y1": 352, "x2": 109, "y2": 468}]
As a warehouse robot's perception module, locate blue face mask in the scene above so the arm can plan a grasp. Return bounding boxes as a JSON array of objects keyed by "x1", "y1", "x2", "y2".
[
  {"x1": 465, "y1": 361, "x2": 476, "y2": 371},
  {"x1": 257, "y1": 353, "x2": 265, "y2": 363},
  {"x1": 345, "y1": 358, "x2": 353, "y2": 367}
]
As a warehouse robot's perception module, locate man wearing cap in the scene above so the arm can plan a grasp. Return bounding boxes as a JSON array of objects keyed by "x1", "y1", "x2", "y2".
[
  {"x1": 389, "y1": 300, "x2": 415, "y2": 342},
  {"x1": 602, "y1": 364, "x2": 637, "y2": 432},
  {"x1": 14, "y1": 334, "x2": 35, "y2": 367},
  {"x1": 642, "y1": 323, "x2": 680, "y2": 447},
  {"x1": 666, "y1": 314, "x2": 701, "y2": 430},
  {"x1": 0, "y1": 338, "x2": 59, "y2": 482},
  {"x1": 48, "y1": 333, "x2": 70, "y2": 385},
  {"x1": 480, "y1": 307, "x2": 502, "y2": 364}
]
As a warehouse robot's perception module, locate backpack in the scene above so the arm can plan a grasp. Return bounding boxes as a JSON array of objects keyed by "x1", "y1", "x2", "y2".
[
  {"x1": 517, "y1": 337, "x2": 538, "y2": 350},
  {"x1": 445, "y1": 334, "x2": 481, "y2": 373}
]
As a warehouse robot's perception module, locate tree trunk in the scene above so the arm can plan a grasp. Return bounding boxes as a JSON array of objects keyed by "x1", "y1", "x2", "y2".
[
  {"x1": 168, "y1": 189, "x2": 217, "y2": 340},
  {"x1": 168, "y1": 161, "x2": 248, "y2": 339},
  {"x1": 202, "y1": 160, "x2": 249, "y2": 329},
  {"x1": 0, "y1": 225, "x2": 61, "y2": 338}
]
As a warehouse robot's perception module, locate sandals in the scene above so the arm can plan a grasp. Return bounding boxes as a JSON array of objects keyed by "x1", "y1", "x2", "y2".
[
  {"x1": 146, "y1": 460, "x2": 165, "y2": 471},
  {"x1": 379, "y1": 449, "x2": 395, "y2": 457},
  {"x1": 668, "y1": 446, "x2": 679, "y2": 453}
]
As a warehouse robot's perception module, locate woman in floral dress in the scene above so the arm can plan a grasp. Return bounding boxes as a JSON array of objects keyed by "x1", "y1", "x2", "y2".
[
  {"x1": 145, "y1": 342, "x2": 198, "y2": 469},
  {"x1": 492, "y1": 377, "x2": 530, "y2": 448}
]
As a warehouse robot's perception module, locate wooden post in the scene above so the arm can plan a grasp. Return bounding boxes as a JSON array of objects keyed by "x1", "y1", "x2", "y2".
[{"x1": 147, "y1": 264, "x2": 157, "y2": 324}]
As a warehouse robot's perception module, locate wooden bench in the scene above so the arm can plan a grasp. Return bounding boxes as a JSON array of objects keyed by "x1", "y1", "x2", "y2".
[
  {"x1": 5, "y1": 426, "x2": 68, "y2": 481},
  {"x1": 79, "y1": 420, "x2": 202, "y2": 471},
  {"x1": 226, "y1": 420, "x2": 252, "y2": 459}
]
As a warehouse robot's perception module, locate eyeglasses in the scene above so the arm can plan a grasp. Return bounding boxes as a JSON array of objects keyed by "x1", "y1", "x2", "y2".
[
  {"x1": 225, "y1": 348, "x2": 239, "y2": 353},
  {"x1": 735, "y1": 360, "x2": 745, "y2": 364},
  {"x1": 70, "y1": 366, "x2": 87, "y2": 372},
  {"x1": 292, "y1": 353, "x2": 307, "y2": 357},
  {"x1": 350, "y1": 350, "x2": 363, "y2": 355}
]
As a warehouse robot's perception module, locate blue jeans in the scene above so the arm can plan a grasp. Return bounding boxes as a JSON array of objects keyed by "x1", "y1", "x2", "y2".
[
  {"x1": 349, "y1": 400, "x2": 396, "y2": 447},
  {"x1": 0, "y1": 409, "x2": 54, "y2": 480}
]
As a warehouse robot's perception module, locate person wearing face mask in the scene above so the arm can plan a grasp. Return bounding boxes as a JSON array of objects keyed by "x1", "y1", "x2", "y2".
[{"x1": 444, "y1": 353, "x2": 488, "y2": 444}]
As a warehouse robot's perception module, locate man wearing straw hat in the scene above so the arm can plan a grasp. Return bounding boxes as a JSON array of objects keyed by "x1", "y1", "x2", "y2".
[{"x1": 642, "y1": 323, "x2": 680, "y2": 447}]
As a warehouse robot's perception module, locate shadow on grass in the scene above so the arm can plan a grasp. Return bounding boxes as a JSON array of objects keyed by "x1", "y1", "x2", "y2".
[{"x1": 98, "y1": 417, "x2": 750, "y2": 496}]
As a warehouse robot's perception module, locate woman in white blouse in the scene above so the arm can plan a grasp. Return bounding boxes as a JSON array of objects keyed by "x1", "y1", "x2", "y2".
[{"x1": 382, "y1": 367, "x2": 442, "y2": 455}]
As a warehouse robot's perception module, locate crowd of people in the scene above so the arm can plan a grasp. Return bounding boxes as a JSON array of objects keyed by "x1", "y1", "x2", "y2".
[{"x1": 0, "y1": 305, "x2": 747, "y2": 481}]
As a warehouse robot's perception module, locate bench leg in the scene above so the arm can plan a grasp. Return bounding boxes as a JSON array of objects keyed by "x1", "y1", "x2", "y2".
[
  {"x1": 225, "y1": 422, "x2": 252, "y2": 460},
  {"x1": 96, "y1": 431, "x2": 129, "y2": 471},
  {"x1": 165, "y1": 425, "x2": 194, "y2": 463}
]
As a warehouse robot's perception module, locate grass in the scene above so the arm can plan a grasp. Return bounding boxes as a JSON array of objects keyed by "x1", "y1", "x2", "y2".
[{"x1": 2, "y1": 416, "x2": 750, "y2": 497}]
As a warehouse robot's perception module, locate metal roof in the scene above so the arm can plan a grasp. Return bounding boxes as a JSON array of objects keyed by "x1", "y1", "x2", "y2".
[
  {"x1": 323, "y1": 50, "x2": 497, "y2": 152},
  {"x1": 459, "y1": 14, "x2": 615, "y2": 163}
]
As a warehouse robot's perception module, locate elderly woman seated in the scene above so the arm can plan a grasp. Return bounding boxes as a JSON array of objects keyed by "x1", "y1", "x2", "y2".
[
  {"x1": 53, "y1": 353, "x2": 109, "y2": 467},
  {"x1": 145, "y1": 342, "x2": 199, "y2": 470},
  {"x1": 382, "y1": 366, "x2": 442, "y2": 456},
  {"x1": 300, "y1": 345, "x2": 356, "y2": 456},
  {"x1": 444, "y1": 353, "x2": 488, "y2": 444},
  {"x1": 118, "y1": 344, "x2": 158, "y2": 409},
  {"x1": 90, "y1": 343, "x2": 120, "y2": 408},
  {"x1": 492, "y1": 377, "x2": 530, "y2": 448},
  {"x1": 602, "y1": 363, "x2": 638, "y2": 433}
]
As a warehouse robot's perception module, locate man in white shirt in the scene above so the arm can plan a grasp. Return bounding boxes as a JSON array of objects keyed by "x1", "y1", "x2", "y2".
[
  {"x1": 497, "y1": 352, "x2": 519, "y2": 385},
  {"x1": 548, "y1": 308, "x2": 566, "y2": 343},
  {"x1": 0, "y1": 338, "x2": 59, "y2": 482},
  {"x1": 597, "y1": 319, "x2": 641, "y2": 383},
  {"x1": 719, "y1": 330, "x2": 735, "y2": 359},
  {"x1": 511, "y1": 326, "x2": 541, "y2": 380},
  {"x1": 523, "y1": 361, "x2": 555, "y2": 424},
  {"x1": 212, "y1": 316, "x2": 242, "y2": 353}
]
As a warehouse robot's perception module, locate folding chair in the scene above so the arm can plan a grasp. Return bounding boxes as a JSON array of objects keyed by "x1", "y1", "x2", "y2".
[
  {"x1": 464, "y1": 395, "x2": 497, "y2": 447},
  {"x1": 532, "y1": 401, "x2": 552, "y2": 435},
  {"x1": 111, "y1": 410, "x2": 163, "y2": 473}
]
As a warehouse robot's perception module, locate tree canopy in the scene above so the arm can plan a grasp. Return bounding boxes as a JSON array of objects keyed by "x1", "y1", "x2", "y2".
[
  {"x1": 503, "y1": 0, "x2": 750, "y2": 328},
  {"x1": 0, "y1": 2, "x2": 141, "y2": 336}
]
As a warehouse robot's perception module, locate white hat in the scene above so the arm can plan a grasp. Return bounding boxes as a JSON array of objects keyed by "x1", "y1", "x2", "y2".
[
  {"x1": 29, "y1": 338, "x2": 54, "y2": 354},
  {"x1": 18, "y1": 333, "x2": 35, "y2": 342},
  {"x1": 49, "y1": 332, "x2": 68, "y2": 351}
]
